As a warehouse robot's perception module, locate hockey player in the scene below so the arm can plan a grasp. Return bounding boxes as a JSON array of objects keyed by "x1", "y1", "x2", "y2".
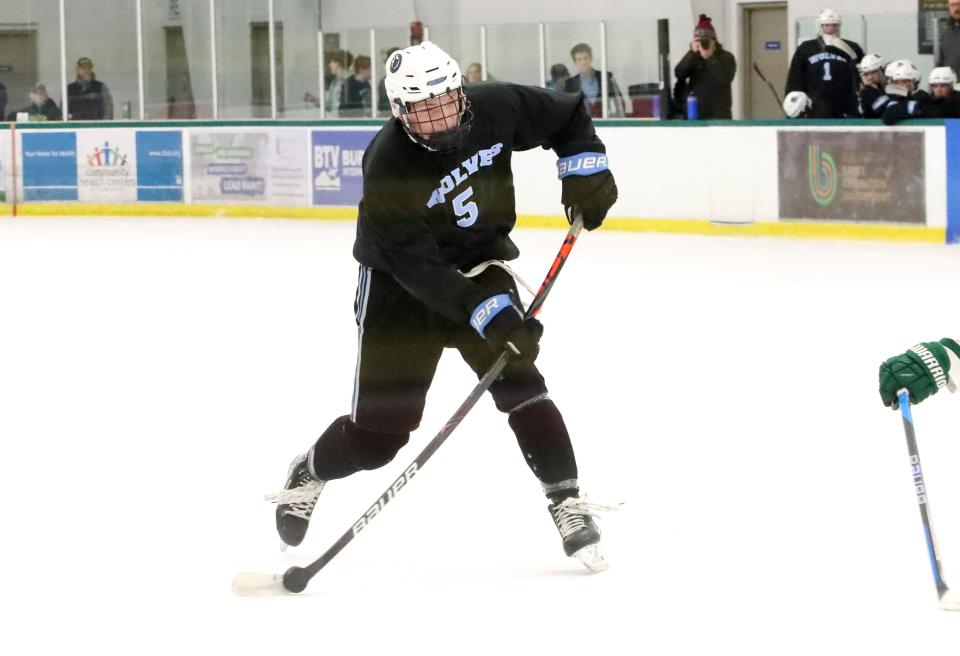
[
  {"x1": 783, "y1": 91, "x2": 813, "y2": 118},
  {"x1": 879, "y1": 60, "x2": 924, "y2": 125},
  {"x1": 266, "y1": 42, "x2": 618, "y2": 570},
  {"x1": 879, "y1": 339, "x2": 960, "y2": 408},
  {"x1": 856, "y1": 53, "x2": 886, "y2": 118},
  {"x1": 785, "y1": 8, "x2": 863, "y2": 118},
  {"x1": 919, "y1": 67, "x2": 960, "y2": 118}
]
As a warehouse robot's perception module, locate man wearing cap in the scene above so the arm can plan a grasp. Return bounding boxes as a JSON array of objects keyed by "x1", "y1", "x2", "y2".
[
  {"x1": 786, "y1": 8, "x2": 863, "y2": 118},
  {"x1": 7, "y1": 83, "x2": 62, "y2": 121},
  {"x1": 673, "y1": 14, "x2": 737, "y2": 119},
  {"x1": 67, "y1": 57, "x2": 113, "y2": 120}
]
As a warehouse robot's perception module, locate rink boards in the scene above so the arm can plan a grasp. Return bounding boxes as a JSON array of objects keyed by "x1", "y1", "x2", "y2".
[{"x1": 0, "y1": 119, "x2": 958, "y2": 244}]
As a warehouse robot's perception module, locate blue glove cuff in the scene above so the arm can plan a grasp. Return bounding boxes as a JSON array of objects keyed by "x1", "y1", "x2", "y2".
[
  {"x1": 557, "y1": 152, "x2": 609, "y2": 179},
  {"x1": 470, "y1": 294, "x2": 515, "y2": 337}
]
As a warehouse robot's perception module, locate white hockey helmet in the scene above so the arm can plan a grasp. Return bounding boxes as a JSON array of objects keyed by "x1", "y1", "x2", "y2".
[
  {"x1": 885, "y1": 59, "x2": 921, "y2": 85},
  {"x1": 929, "y1": 66, "x2": 958, "y2": 87},
  {"x1": 383, "y1": 41, "x2": 472, "y2": 152},
  {"x1": 857, "y1": 53, "x2": 885, "y2": 75},
  {"x1": 783, "y1": 91, "x2": 813, "y2": 118},
  {"x1": 817, "y1": 8, "x2": 841, "y2": 27}
]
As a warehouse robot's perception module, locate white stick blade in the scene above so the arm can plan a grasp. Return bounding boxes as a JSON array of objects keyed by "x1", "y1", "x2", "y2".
[
  {"x1": 939, "y1": 590, "x2": 960, "y2": 612},
  {"x1": 232, "y1": 571, "x2": 288, "y2": 597}
]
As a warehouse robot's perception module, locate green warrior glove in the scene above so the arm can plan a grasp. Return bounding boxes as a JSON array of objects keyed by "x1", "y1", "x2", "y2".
[{"x1": 878, "y1": 338, "x2": 960, "y2": 408}]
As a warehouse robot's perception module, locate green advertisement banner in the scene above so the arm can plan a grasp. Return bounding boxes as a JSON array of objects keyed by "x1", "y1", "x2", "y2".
[{"x1": 778, "y1": 130, "x2": 926, "y2": 224}]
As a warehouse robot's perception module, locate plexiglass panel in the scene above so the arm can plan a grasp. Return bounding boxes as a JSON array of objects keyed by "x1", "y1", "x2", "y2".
[
  {"x1": 216, "y1": 0, "x2": 270, "y2": 119},
  {"x1": 64, "y1": 0, "x2": 139, "y2": 120},
  {"x1": 0, "y1": 0, "x2": 64, "y2": 121},
  {"x1": 485, "y1": 23, "x2": 541, "y2": 86},
  {"x1": 322, "y1": 30, "x2": 372, "y2": 118},
  {"x1": 143, "y1": 0, "x2": 214, "y2": 120},
  {"x1": 545, "y1": 22, "x2": 604, "y2": 117},
  {"x1": 605, "y1": 20, "x2": 659, "y2": 118},
  {"x1": 274, "y1": 0, "x2": 320, "y2": 119}
]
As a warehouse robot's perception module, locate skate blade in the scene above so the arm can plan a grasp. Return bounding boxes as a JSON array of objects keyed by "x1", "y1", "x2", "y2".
[
  {"x1": 232, "y1": 571, "x2": 289, "y2": 596},
  {"x1": 573, "y1": 544, "x2": 609, "y2": 573}
]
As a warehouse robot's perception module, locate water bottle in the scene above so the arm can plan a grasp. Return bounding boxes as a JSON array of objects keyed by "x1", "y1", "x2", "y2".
[
  {"x1": 121, "y1": 99, "x2": 132, "y2": 119},
  {"x1": 686, "y1": 92, "x2": 698, "y2": 120}
]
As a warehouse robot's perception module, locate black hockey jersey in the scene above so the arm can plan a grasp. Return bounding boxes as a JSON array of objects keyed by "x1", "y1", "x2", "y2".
[
  {"x1": 858, "y1": 84, "x2": 887, "y2": 118},
  {"x1": 786, "y1": 36, "x2": 863, "y2": 118},
  {"x1": 353, "y1": 82, "x2": 604, "y2": 325}
]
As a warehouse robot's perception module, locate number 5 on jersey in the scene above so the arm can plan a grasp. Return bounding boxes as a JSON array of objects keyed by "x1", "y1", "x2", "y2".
[{"x1": 454, "y1": 186, "x2": 479, "y2": 227}]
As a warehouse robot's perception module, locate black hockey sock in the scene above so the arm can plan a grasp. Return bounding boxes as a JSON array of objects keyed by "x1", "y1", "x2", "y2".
[
  {"x1": 309, "y1": 416, "x2": 409, "y2": 480},
  {"x1": 507, "y1": 398, "x2": 579, "y2": 496}
]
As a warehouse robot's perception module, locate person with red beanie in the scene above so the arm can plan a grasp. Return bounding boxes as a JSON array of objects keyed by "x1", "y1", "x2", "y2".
[{"x1": 673, "y1": 14, "x2": 737, "y2": 119}]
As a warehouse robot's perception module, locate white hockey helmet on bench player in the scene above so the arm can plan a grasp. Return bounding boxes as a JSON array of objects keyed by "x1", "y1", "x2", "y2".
[{"x1": 783, "y1": 91, "x2": 813, "y2": 118}]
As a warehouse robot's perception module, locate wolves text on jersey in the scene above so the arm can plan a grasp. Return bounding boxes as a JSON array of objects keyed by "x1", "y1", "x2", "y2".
[{"x1": 425, "y1": 142, "x2": 504, "y2": 209}]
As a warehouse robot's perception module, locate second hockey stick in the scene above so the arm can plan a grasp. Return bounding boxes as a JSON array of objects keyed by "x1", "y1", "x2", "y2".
[
  {"x1": 896, "y1": 389, "x2": 960, "y2": 611},
  {"x1": 234, "y1": 214, "x2": 585, "y2": 595}
]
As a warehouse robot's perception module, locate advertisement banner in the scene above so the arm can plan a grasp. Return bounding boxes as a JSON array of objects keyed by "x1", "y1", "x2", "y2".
[
  {"x1": 311, "y1": 130, "x2": 376, "y2": 206},
  {"x1": 136, "y1": 131, "x2": 183, "y2": 202},
  {"x1": 778, "y1": 131, "x2": 925, "y2": 224},
  {"x1": 76, "y1": 129, "x2": 138, "y2": 202},
  {"x1": 190, "y1": 130, "x2": 309, "y2": 205},
  {"x1": 0, "y1": 130, "x2": 9, "y2": 203},
  {"x1": 22, "y1": 131, "x2": 78, "y2": 201}
]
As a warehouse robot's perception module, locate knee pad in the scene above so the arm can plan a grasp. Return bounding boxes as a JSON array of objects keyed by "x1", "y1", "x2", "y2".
[{"x1": 310, "y1": 416, "x2": 410, "y2": 480}]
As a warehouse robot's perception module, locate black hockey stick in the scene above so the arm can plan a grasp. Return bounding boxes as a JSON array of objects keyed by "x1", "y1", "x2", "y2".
[
  {"x1": 896, "y1": 390, "x2": 960, "y2": 611},
  {"x1": 753, "y1": 63, "x2": 784, "y2": 112},
  {"x1": 234, "y1": 213, "x2": 585, "y2": 595}
]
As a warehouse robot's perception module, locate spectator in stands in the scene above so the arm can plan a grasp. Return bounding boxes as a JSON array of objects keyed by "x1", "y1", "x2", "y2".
[
  {"x1": 305, "y1": 50, "x2": 352, "y2": 114},
  {"x1": 547, "y1": 63, "x2": 570, "y2": 90},
  {"x1": 672, "y1": 14, "x2": 736, "y2": 119},
  {"x1": 340, "y1": 55, "x2": 372, "y2": 116},
  {"x1": 7, "y1": 83, "x2": 61, "y2": 121},
  {"x1": 856, "y1": 53, "x2": 887, "y2": 118},
  {"x1": 465, "y1": 63, "x2": 484, "y2": 84},
  {"x1": 0, "y1": 80, "x2": 7, "y2": 122},
  {"x1": 563, "y1": 42, "x2": 625, "y2": 117},
  {"x1": 67, "y1": 57, "x2": 113, "y2": 120},
  {"x1": 936, "y1": 0, "x2": 960, "y2": 78},
  {"x1": 785, "y1": 8, "x2": 862, "y2": 118}
]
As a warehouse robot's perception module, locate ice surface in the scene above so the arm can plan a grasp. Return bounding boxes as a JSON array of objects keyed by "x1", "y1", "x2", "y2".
[{"x1": 1, "y1": 217, "x2": 958, "y2": 655}]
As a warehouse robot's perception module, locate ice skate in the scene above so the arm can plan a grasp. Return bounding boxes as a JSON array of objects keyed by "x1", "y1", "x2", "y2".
[
  {"x1": 548, "y1": 496, "x2": 615, "y2": 573},
  {"x1": 265, "y1": 453, "x2": 326, "y2": 547}
]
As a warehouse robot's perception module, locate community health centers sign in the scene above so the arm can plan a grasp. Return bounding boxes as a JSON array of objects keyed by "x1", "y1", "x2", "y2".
[
  {"x1": 21, "y1": 130, "x2": 183, "y2": 202},
  {"x1": 778, "y1": 130, "x2": 925, "y2": 223}
]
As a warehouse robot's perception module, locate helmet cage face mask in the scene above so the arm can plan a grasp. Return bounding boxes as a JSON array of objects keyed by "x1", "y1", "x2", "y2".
[{"x1": 394, "y1": 88, "x2": 473, "y2": 152}]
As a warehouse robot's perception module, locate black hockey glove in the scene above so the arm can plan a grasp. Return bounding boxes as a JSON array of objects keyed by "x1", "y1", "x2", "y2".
[
  {"x1": 484, "y1": 310, "x2": 544, "y2": 364},
  {"x1": 561, "y1": 170, "x2": 618, "y2": 231},
  {"x1": 881, "y1": 99, "x2": 921, "y2": 126},
  {"x1": 557, "y1": 150, "x2": 617, "y2": 230}
]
